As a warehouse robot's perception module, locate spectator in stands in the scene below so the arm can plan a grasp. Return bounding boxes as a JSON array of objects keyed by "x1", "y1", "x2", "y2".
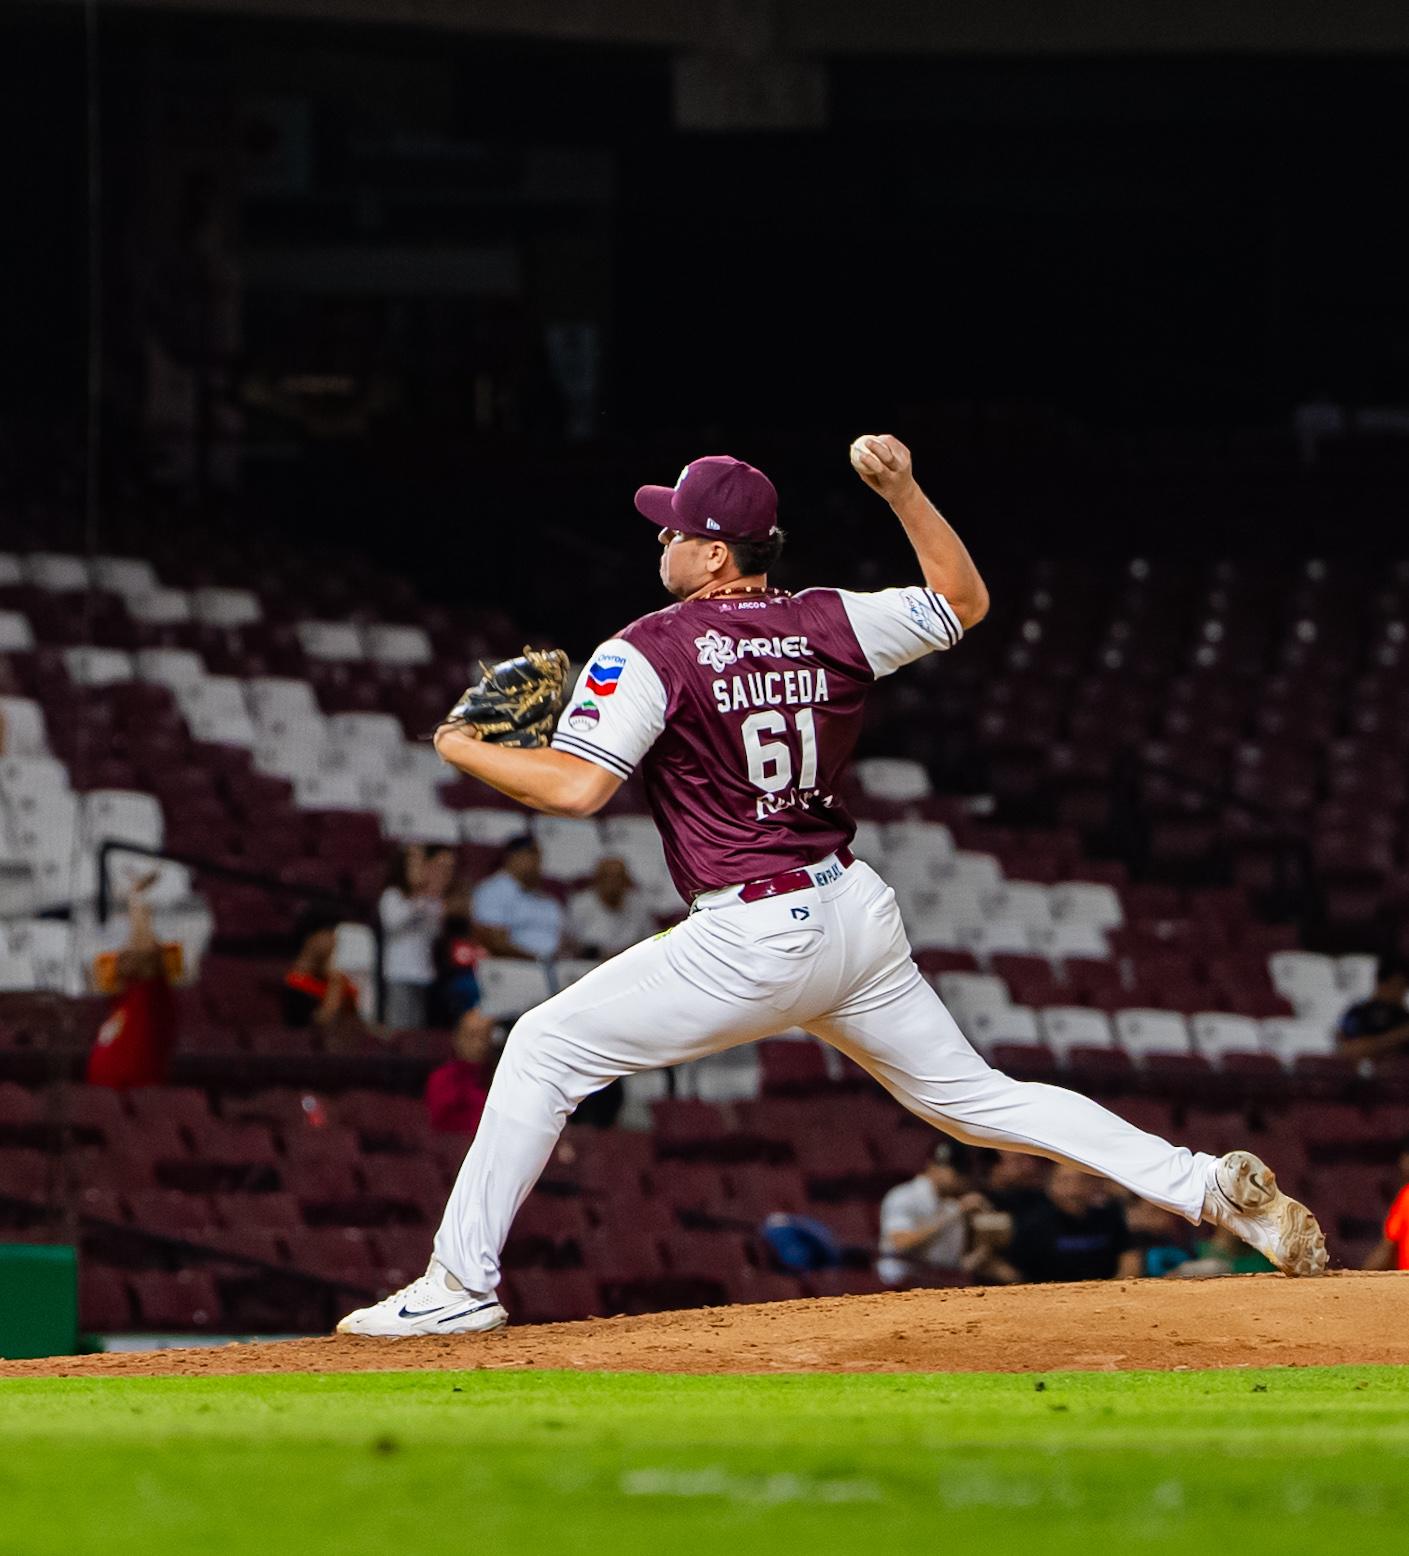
[
  {"x1": 1336, "y1": 957, "x2": 1409, "y2": 1063},
  {"x1": 1363, "y1": 1135, "x2": 1409, "y2": 1271},
  {"x1": 379, "y1": 844, "x2": 456, "y2": 1029},
  {"x1": 425, "y1": 1008, "x2": 497, "y2": 1134},
  {"x1": 1008, "y1": 1165, "x2": 1141, "y2": 1283},
  {"x1": 566, "y1": 856, "x2": 654, "y2": 961},
  {"x1": 87, "y1": 874, "x2": 177, "y2": 1090},
  {"x1": 281, "y1": 911, "x2": 361, "y2": 1030},
  {"x1": 981, "y1": 1150, "x2": 1050, "y2": 1220},
  {"x1": 1168, "y1": 1224, "x2": 1273, "y2": 1278},
  {"x1": 1124, "y1": 1197, "x2": 1195, "y2": 1277},
  {"x1": 471, "y1": 834, "x2": 564, "y2": 963},
  {"x1": 877, "y1": 1143, "x2": 1016, "y2": 1286},
  {"x1": 430, "y1": 887, "x2": 484, "y2": 1026}
]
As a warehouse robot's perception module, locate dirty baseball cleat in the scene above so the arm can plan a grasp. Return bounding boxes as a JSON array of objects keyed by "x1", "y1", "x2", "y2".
[
  {"x1": 337, "y1": 1257, "x2": 508, "y2": 1337},
  {"x1": 1203, "y1": 1150, "x2": 1328, "y2": 1277}
]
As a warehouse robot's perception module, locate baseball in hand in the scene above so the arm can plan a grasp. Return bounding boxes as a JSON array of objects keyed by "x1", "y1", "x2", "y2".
[{"x1": 849, "y1": 433, "x2": 913, "y2": 494}]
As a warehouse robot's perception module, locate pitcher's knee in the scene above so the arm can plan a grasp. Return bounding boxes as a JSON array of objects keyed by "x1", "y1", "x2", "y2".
[{"x1": 495, "y1": 1008, "x2": 602, "y2": 1116}]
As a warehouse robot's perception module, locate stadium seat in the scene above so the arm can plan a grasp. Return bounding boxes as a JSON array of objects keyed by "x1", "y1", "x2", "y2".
[
  {"x1": 1113, "y1": 1009, "x2": 1193, "y2": 1061},
  {"x1": 0, "y1": 611, "x2": 34, "y2": 651},
  {"x1": 477, "y1": 958, "x2": 552, "y2": 1019},
  {"x1": 1039, "y1": 1006, "x2": 1116, "y2": 1060},
  {"x1": 192, "y1": 588, "x2": 262, "y2": 627},
  {"x1": 1189, "y1": 1013, "x2": 1264, "y2": 1062}
]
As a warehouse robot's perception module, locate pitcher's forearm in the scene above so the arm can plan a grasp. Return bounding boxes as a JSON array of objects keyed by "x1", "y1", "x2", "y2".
[
  {"x1": 432, "y1": 730, "x2": 619, "y2": 817},
  {"x1": 889, "y1": 482, "x2": 989, "y2": 628}
]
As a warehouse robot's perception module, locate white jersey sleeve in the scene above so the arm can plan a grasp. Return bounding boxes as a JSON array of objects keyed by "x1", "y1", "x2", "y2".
[
  {"x1": 550, "y1": 637, "x2": 667, "y2": 779},
  {"x1": 836, "y1": 586, "x2": 963, "y2": 678}
]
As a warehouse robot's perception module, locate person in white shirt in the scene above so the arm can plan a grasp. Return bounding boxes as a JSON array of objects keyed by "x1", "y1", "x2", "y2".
[
  {"x1": 877, "y1": 1143, "x2": 992, "y2": 1286},
  {"x1": 565, "y1": 856, "x2": 655, "y2": 961},
  {"x1": 471, "y1": 835, "x2": 565, "y2": 963},
  {"x1": 379, "y1": 844, "x2": 456, "y2": 1029}
]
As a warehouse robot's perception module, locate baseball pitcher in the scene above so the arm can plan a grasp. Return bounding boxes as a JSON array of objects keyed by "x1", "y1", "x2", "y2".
[{"x1": 340, "y1": 436, "x2": 1325, "y2": 1336}]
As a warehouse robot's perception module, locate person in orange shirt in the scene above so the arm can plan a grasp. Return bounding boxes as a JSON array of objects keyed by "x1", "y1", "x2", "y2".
[{"x1": 1365, "y1": 1136, "x2": 1409, "y2": 1271}]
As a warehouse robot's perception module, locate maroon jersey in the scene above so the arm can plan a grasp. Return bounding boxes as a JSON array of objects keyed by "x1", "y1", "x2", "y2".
[{"x1": 552, "y1": 584, "x2": 961, "y2": 900}]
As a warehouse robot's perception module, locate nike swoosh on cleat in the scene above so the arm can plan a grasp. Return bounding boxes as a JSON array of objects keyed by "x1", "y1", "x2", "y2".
[
  {"x1": 435, "y1": 1301, "x2": 500, "y2": 1325},
  {"x1": 398, "y1": 1303, "x2": 453, "y2": 1319}
]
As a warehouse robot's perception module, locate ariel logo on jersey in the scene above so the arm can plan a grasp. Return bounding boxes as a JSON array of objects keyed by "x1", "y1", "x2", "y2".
[
  {"x1": 584, "y1": 655, "x2": 626, "y2": 697},
  {"x1": 566, "y1": 700, "x2": 601, "y2": 732},
  {"x1": 695, "y1": 629, "x2": 813, "y2": 671}
]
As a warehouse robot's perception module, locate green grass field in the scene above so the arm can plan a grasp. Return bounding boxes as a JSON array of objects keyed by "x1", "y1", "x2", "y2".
[{"x1": 3, "y1": 1366, "x2": 1407, "y2": 1555}]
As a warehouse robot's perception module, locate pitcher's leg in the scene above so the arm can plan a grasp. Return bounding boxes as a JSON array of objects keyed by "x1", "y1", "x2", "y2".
[
  {"x1": 434, "y1": 925, "x2": 789, "y2": 1293},
  {"x1": 812, "y1": 969, "x2": 1213, "y2": 1221}
]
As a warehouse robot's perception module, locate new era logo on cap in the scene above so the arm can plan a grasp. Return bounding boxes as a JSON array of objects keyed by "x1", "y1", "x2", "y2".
[{"x1": 634, "y1": 455, "x2": 778, "y2": 543}]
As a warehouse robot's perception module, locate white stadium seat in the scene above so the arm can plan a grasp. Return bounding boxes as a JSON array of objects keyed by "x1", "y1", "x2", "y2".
[
  {"x1": 248, "y1": 676, "x2": 321, "y2": 725},
  {"x1": 554, "y1": 958, "x2": 601, "y2": 990},
  {"x1": 1259, "y1": 1018, "x2": 1337, "y2": 1065},
  {"x1": 0, "y1": 755, "x2": 74, "y2": 807},
  {"x1": 325, "y1": 712, "x2": 407, "y2": 753},
  {"x1": 364, "y1": 624, "x2": 433, "y2": 667},
  {"x1": 849, "y1": 819, "x2": 886, "y2": 864},
  {"x1": 25, "y1": 553, "x2": 90, "y2": 591},
  {"x1": 384, "y1": 803, "x2": 460, "y2": 846},
  {"x1": 854, "y1": 756, "x2": 931, "y2": 803},
  {"x1": 1031, "y1": 921, "x2": 1110, "y2": 962},
  {"x1": 92, "y1": 555, "x2": 159, "y2": 596},
  {"x1": 0, "y1": 948, "x2": 38, "y2": 992},
  {"x1": 1039, "y1": 1006, "x2": 1115, "y2": 1059},
  {"x1": 0, "y1": 554, "x2": 22, "y2": 586},
  {"x1": 296, "y1": 621, "x2": 365, "y2": 662},
  {"x1": 1049, "y1": 881, "x2": 1125, "y2": 931},
  {"x1": 1189, "y1": 1012, "x2": 1263, "y2": 1061},
  {"x1": 477, "y1": 957, "x2": 553, "y2": 1019},
  {"x1": 192, "y1": 587, "x2": 261, "y2": 627},
  {"x1": 135, "y1": 648, "x2": 206, "y2": 689},
  {"x1": 1113, "y1": 1008, "x2": 1192, "y2": 1060},
  {"x1": 943, "y1": 851, "x2": 1004, "y2": 894},
  {"x1": 81, "y1": 790, "x2": 164, "y2": 851},
  {"x1": 983, "y1": 881, "x2": 1053, "y2": 927},
  {"x1": 885, "y1": 818, "x2": 956, "y2": 867},
  {"x1": 1269, "y1": 951, "x2": 1340, "y2": 1022},
  {"x1": 459, "y1": 808, "x2": 536, "y2": 846},
  {"x1": 902, "y1": 901, "x2": 963, "y2": 953},
  {"x1": 0, "y1": 611, "x2": 35, "y2": 651},
  {"x1": 966, "y1": 1003, "x2": 1042, "y2": 1054},
  {"x1": 1335, "y1": 954, "x2": 1378, "y2": 1004},
  {"x1": 534, "y1": 816, "x2": 603, "y2": 880},
  {"x1": 935, "y1": 971, "x2": 1010, "y2": 1040},
  {"x1": 127, "y1": 589, "x2": 193, "y2": 626},
  {"x1": 0, "y1": 697, "x2": 48, "y2": 756},
  {"x1": 174, "y1": 676, "x2": 258, "y2": 747},
  {"x1": 294, "y1": 772, "x2": 368, "y2": 812},
  {"x1": 960, "y1": 918, "x2": 1033, "y2": 959},
  {"x1": 63, "y1": 647, "x2": 135, "y2": 687}
]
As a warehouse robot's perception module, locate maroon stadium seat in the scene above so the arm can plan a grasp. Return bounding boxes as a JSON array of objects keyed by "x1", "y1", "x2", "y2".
[{"x1": 130, "y1": 1270, "x2": 222, "y2": 1331}]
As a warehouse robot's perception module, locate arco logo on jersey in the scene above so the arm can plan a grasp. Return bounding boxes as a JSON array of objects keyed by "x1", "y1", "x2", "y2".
[{"x1": 694, "y1": 629, "x2": 811, "y2": 672}]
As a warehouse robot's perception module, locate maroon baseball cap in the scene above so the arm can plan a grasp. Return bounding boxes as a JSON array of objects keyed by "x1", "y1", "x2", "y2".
[{"x1": 634, "y1": 455, "x2": 778, "y2": 542}]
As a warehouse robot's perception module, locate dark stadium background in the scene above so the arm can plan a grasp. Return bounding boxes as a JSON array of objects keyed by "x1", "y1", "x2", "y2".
[{"x1": 1, "y1": 3, "x2": 1404, "y2": 654}]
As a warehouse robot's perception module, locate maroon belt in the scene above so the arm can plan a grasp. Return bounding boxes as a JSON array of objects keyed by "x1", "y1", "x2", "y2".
[{"x1": 737, "y1": 847, "x2": 855, "y2": 904}]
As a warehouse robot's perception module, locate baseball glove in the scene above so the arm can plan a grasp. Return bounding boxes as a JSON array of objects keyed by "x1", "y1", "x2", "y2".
[{"x1": 436, "y1": 646, "x2": 571, "y2": 748}]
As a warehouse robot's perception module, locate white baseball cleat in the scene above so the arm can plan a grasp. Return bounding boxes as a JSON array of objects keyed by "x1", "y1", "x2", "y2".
[
  {"x1": 1202, "y1": 1150, "x2": 1328, "y2": 1277},
  {"x1": 336, "y1": 1257, "x2": 508, "y2": 1337}
]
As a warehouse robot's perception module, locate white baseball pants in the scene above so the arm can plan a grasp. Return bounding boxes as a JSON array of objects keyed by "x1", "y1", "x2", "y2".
[{"x1": 435, "y1": 855, "x2": 1214, "y2": 1294}]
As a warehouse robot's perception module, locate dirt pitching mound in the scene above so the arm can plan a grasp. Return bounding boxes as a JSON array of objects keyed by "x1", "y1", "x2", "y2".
[{"x1": 5, "y1": 1270, "x2": 1407, "y2": 1379}]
